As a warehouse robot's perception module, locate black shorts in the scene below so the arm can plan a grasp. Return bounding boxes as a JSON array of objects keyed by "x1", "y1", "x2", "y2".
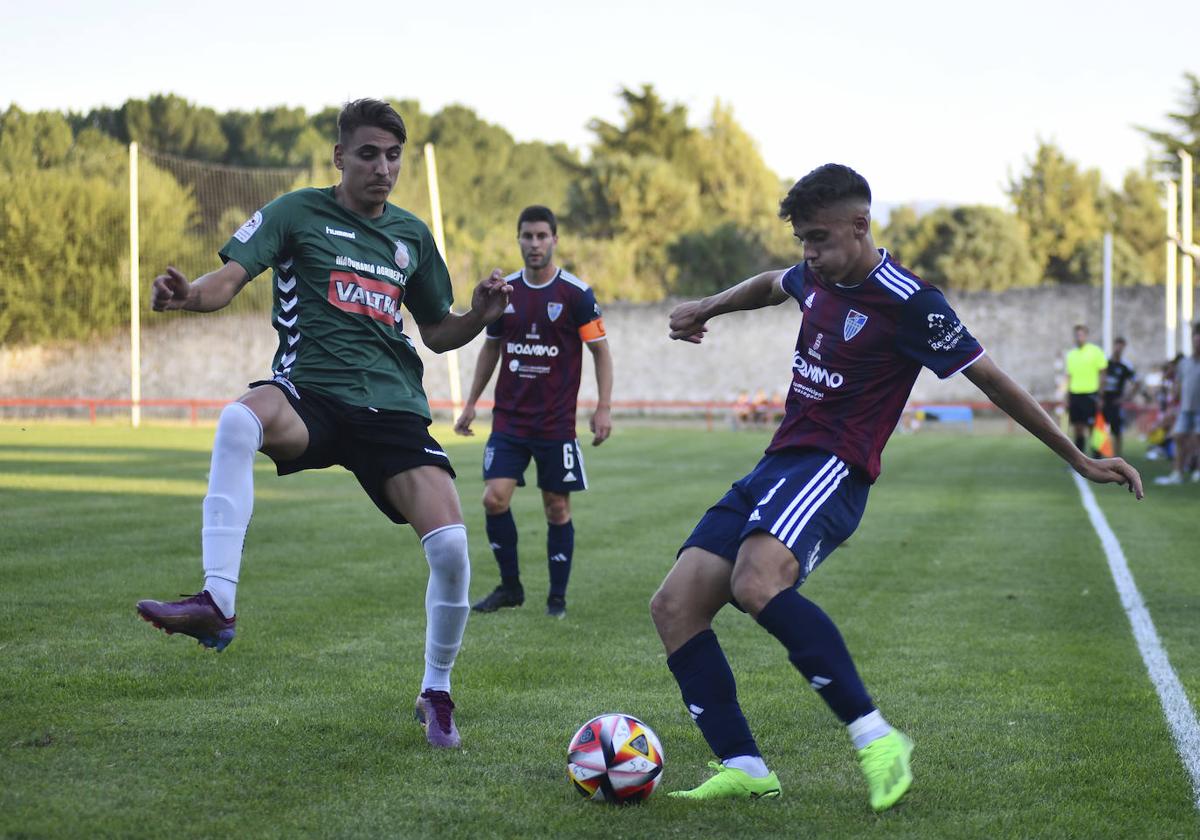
[
  {"x1": 1101, "y1": 395, "x2": 1124, "y2": 436},
  {"x1": 1068, "y1": 392, "x2": 1098, "y2": 426},
  {"x1": 251, "y1": 378, "x2": 455, "y2": 524}
]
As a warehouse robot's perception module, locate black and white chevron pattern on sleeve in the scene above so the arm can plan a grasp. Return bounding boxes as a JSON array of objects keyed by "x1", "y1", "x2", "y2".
[{"x1": 273, "y1": 258, "x2": 301, "y2": 376}]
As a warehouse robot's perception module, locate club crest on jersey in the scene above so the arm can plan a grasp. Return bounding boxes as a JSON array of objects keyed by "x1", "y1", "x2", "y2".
[
  {"x1": 547, "y1": 302, "x2": 563, "y2": 322},
  {"x1": 394, "y1": 240, "x2": 411, "y2": 269},
  {"x1": 843, "y1": 310, "x2": 868, "y2": 341}
]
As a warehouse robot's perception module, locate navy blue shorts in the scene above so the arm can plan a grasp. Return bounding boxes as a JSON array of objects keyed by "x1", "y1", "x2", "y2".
[
  {"x1": 483, "y1": 431, "x2": 587, "y2": 493},
  {"x1": 682, "y1": 449, "x2": 869, "y2": 585}
]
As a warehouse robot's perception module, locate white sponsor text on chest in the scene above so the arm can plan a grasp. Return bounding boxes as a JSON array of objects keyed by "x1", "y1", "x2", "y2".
[{"x1": 335, "y1": 254, "x2": 403, "y2": 283}]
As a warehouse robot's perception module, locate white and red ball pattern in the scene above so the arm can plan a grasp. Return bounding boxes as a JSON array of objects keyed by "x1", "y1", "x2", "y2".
[{"x1": 567, "y1": 713, "x2": 664, "y2": 804}]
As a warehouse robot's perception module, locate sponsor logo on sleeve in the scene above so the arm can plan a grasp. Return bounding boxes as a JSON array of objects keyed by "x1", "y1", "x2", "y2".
[
  {"x1": 843, "y1": 310, "x2": 868, "y2": 341},
  {"x1": 926, "y1": 312, "x2": 965, "y2": 351},
  {"x1": 233, "y1": 210, "x2": 263, "y2": 243}
]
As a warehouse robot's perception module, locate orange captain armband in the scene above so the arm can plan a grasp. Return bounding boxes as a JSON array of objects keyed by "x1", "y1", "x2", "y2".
[{"x1": 579, "y1": 318, "x2": 607, "y2": 342}]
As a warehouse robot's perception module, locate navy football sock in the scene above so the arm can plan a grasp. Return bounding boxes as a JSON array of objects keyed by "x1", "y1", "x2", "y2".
[
  {"x1": 756, "y1": 588, "x2": 875, "y2": 724},
  {"x1": 546, "y1": 520, "x2": 574, "y2": 598},
  {"x1": 666, "y1": 629, "x2": 760, "y2": 760},
  {"x1": 485, "y1": 511, "x2": 520, "y2": 587}
]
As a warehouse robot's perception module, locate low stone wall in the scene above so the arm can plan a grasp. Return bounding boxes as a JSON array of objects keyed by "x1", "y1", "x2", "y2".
[{"x1": 0, "y1": 284, "x2": 1172, "y2": 407}]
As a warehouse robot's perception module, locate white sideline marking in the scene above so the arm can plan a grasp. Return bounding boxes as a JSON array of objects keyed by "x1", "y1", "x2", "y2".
[{"x1": 1073, "y1": 473, "x2": 1200, "y2": 809}]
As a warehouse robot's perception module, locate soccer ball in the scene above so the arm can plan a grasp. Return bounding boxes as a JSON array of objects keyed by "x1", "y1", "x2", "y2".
[{"x1": 567, "y1": 713, "x2": 664, "y2": 804}]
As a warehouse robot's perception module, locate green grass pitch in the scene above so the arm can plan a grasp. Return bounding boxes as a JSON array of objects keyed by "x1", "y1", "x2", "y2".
[{"x1": 1, "y1": 422, "x2": 1198, "y2": 838}]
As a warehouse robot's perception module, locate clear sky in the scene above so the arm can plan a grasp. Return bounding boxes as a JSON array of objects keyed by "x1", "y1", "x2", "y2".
[{"x1": 3, "y1": 0, "x2": 1196, "y2": 208}]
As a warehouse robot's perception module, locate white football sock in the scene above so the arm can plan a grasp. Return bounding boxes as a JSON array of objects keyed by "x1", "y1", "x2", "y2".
[
  {"x1": 724, "y1": 754, "x2": 771, "y2": 778},
  {"x1": 420, "y1": 524, "x2": 470, "y2": 693},
  {"x1": 202, "y1": 402, "x2": 262, "y2": 618},
  {"x1": 848, "y1": 709, "x2": 894, "y2": 750}
]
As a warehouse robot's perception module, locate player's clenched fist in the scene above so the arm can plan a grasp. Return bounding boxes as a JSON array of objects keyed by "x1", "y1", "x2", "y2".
[
  {"x1": 453, "y1": 404, "x2": 477, "y2": 437},
  {"x1": 151, "y1": 266, "x2": 192, "y2": 311},
  {"x1": 668, "y1": 300, "x2": 709, "y2": 343}
]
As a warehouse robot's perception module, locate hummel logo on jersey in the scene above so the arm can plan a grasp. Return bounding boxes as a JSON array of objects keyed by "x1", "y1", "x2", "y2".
[
  {"x1": 804, "y1": 291, "x2": 815, "y2": 308},
  {"x1": 810, "y1": 675, "x2": 832, "y2": 690},
  {"x1": 325, "y1": 226, "x2": 356, "y2": 240},
  {"x1": 844, "y1": 310, "x2": 868, "y2": 341},
  {"x1": 563, "y1": 471, "x2": 577, "y2": 482},
  {"x1": 424, "y1": 447, "x2": 448, "y2": 458}
]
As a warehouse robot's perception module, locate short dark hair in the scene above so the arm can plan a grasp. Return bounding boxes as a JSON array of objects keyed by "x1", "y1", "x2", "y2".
[
  {"x1": 518, "y1": 205, "x2": 557, "y2": 235},
  {"x1": 1114, "y1": 336, "x2": 1127, "y2": 345},
  {"x1": 337, "y1": 99, "x2": 407, "y2": 146},
  {"x1": 778, "y1": 164, "x2": 871, "y2": 223}
]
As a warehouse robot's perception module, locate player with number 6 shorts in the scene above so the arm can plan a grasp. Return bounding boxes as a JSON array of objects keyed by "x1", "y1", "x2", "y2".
[{"x1": 454, "y1": 205, "x2": 614, "y2": 619}]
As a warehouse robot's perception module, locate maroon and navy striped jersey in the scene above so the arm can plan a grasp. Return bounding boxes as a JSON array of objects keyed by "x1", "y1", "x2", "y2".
[
  {"x1": 766, "y1": 250, "x2": 985, "y2": 481},
  {"x1": 487, "y1": 269, "x2": 606, "y2": 439}
]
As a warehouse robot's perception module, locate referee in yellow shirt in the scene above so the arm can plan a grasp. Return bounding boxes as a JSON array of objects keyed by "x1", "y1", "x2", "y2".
[{"x1": 1066, "y1": 324, "x2": 1108, "y2": 452}]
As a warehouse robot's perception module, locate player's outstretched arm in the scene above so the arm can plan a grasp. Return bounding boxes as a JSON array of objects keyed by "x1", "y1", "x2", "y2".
[
  {"x1": 963, "y1": 355, "x2": 1144, "y2": 499},
  {"x1": 418, "y1": 269, "x2": 513, "y2": 353},
  {"x1": 668, "y1": 270, "x2": 789, "y2": 344},
  {"x1": 454, "y1": 339, "x2": 502, "y2": 436},
  {"x1": 150, "y1": 262, "x2": 250, "y2": 313},
  {"x1": 587, "y1": 339, "x2": 614, "y2": 446}
]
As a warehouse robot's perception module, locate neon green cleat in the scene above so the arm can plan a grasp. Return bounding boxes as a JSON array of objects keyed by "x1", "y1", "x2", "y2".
[
  {"x1": 668, "y1": 761, "x2": 781, "y2": 801},
  {"x1": 857, "y1": 730, "x2": 914, "y2": 812}
]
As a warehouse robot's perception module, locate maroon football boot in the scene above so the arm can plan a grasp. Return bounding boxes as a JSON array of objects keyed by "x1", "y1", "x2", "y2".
[
  {"x1": 136, "y1": 590, "x2": 236, "y2": 652},
  {"x1": 414, "y1": 689, "x2": 461, "y2": 748}
]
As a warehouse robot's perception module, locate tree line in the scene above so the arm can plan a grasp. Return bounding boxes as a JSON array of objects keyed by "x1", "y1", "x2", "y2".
[{"x1": 1, "y1": 74, "x2": 1197, "y2": 345}]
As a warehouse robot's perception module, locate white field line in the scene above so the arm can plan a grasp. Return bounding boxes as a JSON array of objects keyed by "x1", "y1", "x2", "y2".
[{"x1": 1073, "y1": 473, "x2": 1200, "y2": 809}]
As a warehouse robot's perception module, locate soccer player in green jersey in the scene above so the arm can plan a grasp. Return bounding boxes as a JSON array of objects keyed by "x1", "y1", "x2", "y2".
[{"x1": 136, "y1": 99, "x2": 511, "y2": 749}]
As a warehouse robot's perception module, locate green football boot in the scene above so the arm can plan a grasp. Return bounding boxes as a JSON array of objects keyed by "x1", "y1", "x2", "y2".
[
  {"x1": 668, "y1": 761, "x2": 781, "y2": 801},
  {"x1": 857, "y1": 730, "x2": 914, "y2": 811}
]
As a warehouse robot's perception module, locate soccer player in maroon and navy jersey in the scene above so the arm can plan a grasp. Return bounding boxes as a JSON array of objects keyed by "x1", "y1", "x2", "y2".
[
  {"x1": 650, "y1": 164, "x2": 1143, "y2": 809},
  {"x1": 454, "y1": 206, "x2": 614, "y2": 618}
]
